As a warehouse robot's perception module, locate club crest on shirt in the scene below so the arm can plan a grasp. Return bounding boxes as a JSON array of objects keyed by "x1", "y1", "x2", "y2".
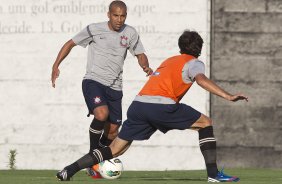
[
  {"x1": 120, "y1": 36, "x2": 128, "y2": 47},
  {"x1": 152, "y1": 71, "x2": 160, "y2": 76},
  {"x1": 94, "y1": 96, "x2": 102, "y2": 104}
]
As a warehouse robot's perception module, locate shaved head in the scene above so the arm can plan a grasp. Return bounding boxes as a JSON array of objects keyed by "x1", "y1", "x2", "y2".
[
  {"x1": 107, "y1": 0, "x2": 127, "y2": 31},
  {"x1": 109, "y1": 0, "x2": 127, "y2": 12}
]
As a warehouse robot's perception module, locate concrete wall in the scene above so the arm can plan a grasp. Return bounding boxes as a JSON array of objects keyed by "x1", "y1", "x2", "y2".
[
  {"x1": 0, "y1": 0, "x2": 211, "y2": 170},
  {"x1": 211, "y1": 0, "x2": 282, "y2": 168}
]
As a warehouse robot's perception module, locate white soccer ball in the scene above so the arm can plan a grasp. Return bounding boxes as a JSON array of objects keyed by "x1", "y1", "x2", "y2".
[{"x1": 98, "y1": 158, "x2": 123, "y2": 179}]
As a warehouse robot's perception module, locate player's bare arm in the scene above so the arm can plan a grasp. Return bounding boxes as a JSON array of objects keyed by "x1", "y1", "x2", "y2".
[
  {"x1": 51, "y1": 39, "x2": 76, "y2": 88},
  {"x1": 136, "y1": 53, "x2": 153, "y2": 76},
  {"x1": 195, "y1": 73, "x2": 248, "y2": 102}
]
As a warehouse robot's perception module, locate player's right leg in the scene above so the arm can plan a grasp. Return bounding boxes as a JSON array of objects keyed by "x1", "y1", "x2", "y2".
[
  {"x1": 84, "y1": 81, "x2": 123, "y2": 178},
  {"x1": 191, "y1": 115, "x2": 239, "y2": 182},
  {"x1": 85, "y1": 105, "x2": 109, "y2": 179},
  {"x1": 82, "y1": 79, "x2": 113, "y2": 179},
  {"x1": 82, "y1": 79, "x2": 110, "y2": 152},
  {"x1": 86, "y1": 121, "x2": 119, "y2": 179},
  {"x1": 89, "y1": 105, "x2": 109, "y2": 151},
  {"x1": 191, "y1": 115, "x2": 219, "y2": 179}
]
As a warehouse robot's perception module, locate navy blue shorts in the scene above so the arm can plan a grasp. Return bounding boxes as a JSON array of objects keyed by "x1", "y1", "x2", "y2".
[
  {"x1": 118, "y1": 101, "x2": 201, "y2": 141},
  {"x1": 82, "y1": 79, "x2": 123, "y2": 124}
]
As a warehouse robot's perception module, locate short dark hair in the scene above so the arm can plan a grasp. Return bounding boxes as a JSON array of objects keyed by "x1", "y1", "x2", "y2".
[
  {"x1": 178, "y1": 30, "x2": 203, "y2": 57},
  {"x1": 109, "y1": 0, "x2": 127, "y2": 12}
]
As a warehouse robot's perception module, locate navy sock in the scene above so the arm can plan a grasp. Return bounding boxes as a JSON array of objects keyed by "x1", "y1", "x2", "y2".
[
  {"x1": 65, "y1": 147, "x2": 113, "y2": 178},
  {"x1": 89, "y1": 118, "x2": 105, "y2": 152},
  {"x1": 91, "y1": 147, "x2": 113, "y2": 164},
  {"x1": 99, "y1": 134, "x2": 113, "y2": 148},
  {"x1": 199, "y1": 126, "x2": 218, "y2": 178},
  {"x1": 65, "y1": 153, "x2": 92, "y2": 177}
]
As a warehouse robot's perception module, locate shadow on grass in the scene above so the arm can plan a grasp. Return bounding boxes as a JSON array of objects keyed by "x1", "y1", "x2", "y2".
[
  {"x1": 120, "y1": 176, "x2": 206, "y2": 182},
  {"x1": 140, "y1": 177, "x2": 205, "y2": 181}
]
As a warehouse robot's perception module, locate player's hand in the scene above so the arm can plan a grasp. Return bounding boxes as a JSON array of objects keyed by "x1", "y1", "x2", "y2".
[
  {"x1": 51, "y1": 67, "x2": 60, "y2": 88},
  {"x1": 229, "y1": 94, "x2": 248, "y2": 102},
  {"x1": 142, "y1": 66, "x2": 153, "y2": 76}
]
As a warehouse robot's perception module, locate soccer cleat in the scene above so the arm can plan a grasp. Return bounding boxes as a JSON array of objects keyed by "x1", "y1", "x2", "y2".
[
  {"x1": 208, "y1": 169, "x2": 240, "y2": 182},
  {"x1": 56, "y1": 169, "x2": 71, "y2": 181},
  {"x1": 86, "y1": 167, "x2": 102, "y2": 179}
]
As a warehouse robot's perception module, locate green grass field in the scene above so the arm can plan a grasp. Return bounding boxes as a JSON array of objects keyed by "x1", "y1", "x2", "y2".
[{"x1": 0, "y1": 169, "x2": 281, "y2": 184}]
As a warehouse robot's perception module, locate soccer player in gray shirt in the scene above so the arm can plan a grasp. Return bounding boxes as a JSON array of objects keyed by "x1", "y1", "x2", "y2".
[
  {"x1": 56, "y1": 30, "x2": 248, "y2": 182},
  {"x1": 51, "y1": 0, "x2": 152, "y2": 178}
]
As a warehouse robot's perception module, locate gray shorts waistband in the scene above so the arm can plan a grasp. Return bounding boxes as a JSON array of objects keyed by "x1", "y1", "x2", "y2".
[{"x1": 134, "y1": 95, "x2": 176, "y2": 104}]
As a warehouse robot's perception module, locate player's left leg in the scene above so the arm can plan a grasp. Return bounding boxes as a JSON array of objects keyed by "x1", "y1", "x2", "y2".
[
  {"x1": 99, "y1": 122, "x2": 120, "y2": 147},
  {"x1": 98, "y1": 86, "x2": 123, "y2": 148},
  {"x1": 56, "y1": 100, "x2": 150, "y2": 181},
  {"x1": 56, "y1": 137, "x2": 131, "y2": 181},
  {"x1": 109, "y1": 137, "x2": 132, "y2": 156}
]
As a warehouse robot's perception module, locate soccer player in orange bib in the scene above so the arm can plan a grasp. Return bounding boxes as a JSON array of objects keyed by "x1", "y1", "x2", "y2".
[{"x1": 57, "y1": 30, "x2": 248, "y2": 182}]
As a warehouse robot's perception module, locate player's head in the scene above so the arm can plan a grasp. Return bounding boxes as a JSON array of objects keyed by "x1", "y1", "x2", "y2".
[
  {"x1": 178, "y1": 30, "x2": 203, "y2": 58},
  {"x1": 108, "y1": 0, "x2": 127, "y2": 31}
]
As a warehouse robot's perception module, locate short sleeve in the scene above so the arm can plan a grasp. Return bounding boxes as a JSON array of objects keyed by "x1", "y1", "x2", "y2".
[
  {"x1": 128, "y1": 29, "x2": 145, "y2": 56},
  {"x1": 187, "y1": 59, "x2": 205, "y2": 81},
  {"x1": 72, "y1": 26, "x2": 93, "y2": 48}
]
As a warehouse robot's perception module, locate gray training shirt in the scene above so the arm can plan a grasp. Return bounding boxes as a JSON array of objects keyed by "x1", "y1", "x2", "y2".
[{"x1": 72, "y1": 21, "x2": 145, "y2": 91}]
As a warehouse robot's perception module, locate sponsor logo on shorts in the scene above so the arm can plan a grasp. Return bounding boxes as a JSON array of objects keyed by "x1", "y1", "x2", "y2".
[
  {"x1": 94, "y1": 96, "x2": 101, "y2": 104},
  {"x1": 117, "y1": 119, "x2": 122, "y2": 123}
]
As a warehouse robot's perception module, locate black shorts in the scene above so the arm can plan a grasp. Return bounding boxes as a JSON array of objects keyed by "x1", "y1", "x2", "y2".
[
  {"x1": 118, "y1": 101, "x2": 201, "y2": 141},
  {"x1": 82, "y1": 79, "x2": 123, "y2": 124}
]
